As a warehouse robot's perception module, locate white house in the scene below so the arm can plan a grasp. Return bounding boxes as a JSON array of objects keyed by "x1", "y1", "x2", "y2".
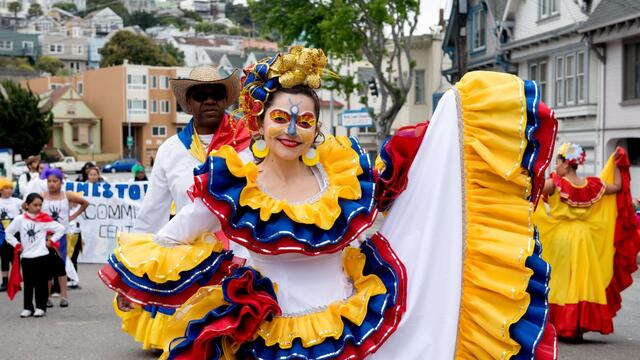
[
  {"x1": 85, "y1": 7, "x2": 123, "y2": 37},
  {"x1": 502, "y1": 0, "x2": 602, "y2": 175},
  {"x1": 579, "y1": 0, "x2": 640, "y2": 195}
]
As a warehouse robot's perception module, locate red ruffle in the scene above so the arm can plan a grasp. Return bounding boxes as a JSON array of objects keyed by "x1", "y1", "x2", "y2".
[
  {"x1": 97, "y1": 257, "x2": 244, "y2": 308},
  {"x1": 530, "y1": 101, "x2": 558, "y2": 207},
  {"x1": 174, "y1": 269, "x2": 281, "y2": 360},
  {"x1": 606, "y1": 147, "x2": 640, "y2": 318},
  {"x1": 535, "y1": 322, "x2": 558, "y2": 360},
  {"x1": 552, "y1": 173, "x2": 606, "y2": 207},
  {"x1": 208, "y1": 115, "x2": 251, "y2": 154},
  {"x1": 337, "y1": 233, "x2": 408, "y2": 360},
  {"x1": 548, "y1": 302, "x2": 613, "y2": 338},
  {"x1": 375, "y1": 122, "x2": 428, "y2": 211},
  {"x1": 194, "y1": 178, "x2": 378, "y2": 255},
  {"x1": 7, "y1": 244, "x2": 22, "y2": 301}
]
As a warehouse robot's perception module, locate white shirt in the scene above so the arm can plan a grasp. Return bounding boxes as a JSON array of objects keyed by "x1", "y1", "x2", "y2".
[
  {"x1": 43, "y1": 193, "x2": 70, "y2": 232},
  {"x1": 0, "y1": 197, "x2": 23, "y2": 221},
  {"x1": 134, "y1": 134, "x2": 252, "y2": 233},
  {"x1": 19, "y1": 172, "x2": 47, "y2": 199},
  {"x1": 4, "y1": 214, "x2": 66, "y2": 258}
]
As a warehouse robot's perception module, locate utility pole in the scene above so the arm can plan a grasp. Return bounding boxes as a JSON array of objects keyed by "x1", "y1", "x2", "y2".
[{"x1": 455, "y1": 0, "x2": 468, "y2": 82}]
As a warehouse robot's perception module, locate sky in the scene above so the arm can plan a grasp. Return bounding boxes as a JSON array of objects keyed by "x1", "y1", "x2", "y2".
[{"x1": 416, "y1": 0, "x2": 452, "y2": 34}]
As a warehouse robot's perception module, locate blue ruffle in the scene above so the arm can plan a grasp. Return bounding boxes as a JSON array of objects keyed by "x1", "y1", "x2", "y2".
[
  {"x1": 196, "y1": 137, "x2": 376, "y2": 249},
  {"x1": 521, "y1": 80, "x2": 542, "y2": 193},
  {"x1": 510, "y1": 227, "x2": 551, "y2": 359},
  {"x1": 108, "y1": 249, "x2": 234, "y2": 296},
  {"x1": 237, "y1": 238, "x2": 401, "y2": 360},
  {"x1": 166, "y1": 267, "x2": 278, "y2": 360}
]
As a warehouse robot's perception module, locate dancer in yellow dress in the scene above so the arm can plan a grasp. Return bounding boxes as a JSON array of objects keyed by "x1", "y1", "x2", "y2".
[
  {"x1": 101, "y1": 46, "x2": 560, "y2": 359},
  {"x1": 535, "y1": 143, "x2": 640, "y2": 340}
]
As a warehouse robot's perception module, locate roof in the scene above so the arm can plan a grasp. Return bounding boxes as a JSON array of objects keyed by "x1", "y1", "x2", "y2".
[
  {"x1": 204, "y1": 49, "x2": 227, "y2": 64},
  {"x1": 319, "y1": 99, "x2": 344, "y2": 108},
  {"x1": 580, "y1": 0, "x2": 640, "y2": 33},
  {"x1": 173, "y1": 36, "x2": 230, "y2": 47},
  {"x1": 38, "y1": 85, "x2": 70, "y2": 110},
  {"x1": 225, "y1": 54, "x2": 245, "y2": 69}
]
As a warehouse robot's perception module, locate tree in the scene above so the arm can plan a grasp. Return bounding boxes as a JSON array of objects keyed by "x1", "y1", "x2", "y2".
[
  {"x1": 226, "y1": 1, "x2": 252, "y2": 27},
  {"x1": 28, "y1": 3, "x2": 43, "y2": 18},
  {"x1": 52, "y1": 2, "x2": 78, "y2": 13},
  {"x1": 35, "y1": 56, "x2": 65, "y2": 75},
  {"x1": 249, "y1": 0, "x2": 420, "y2": 145},
  {"x1": 195, "y1": 21, "x2": 227, "y2": 35},
  {"x1": 8, "y1": 1, "x2": 22, "y2": 19},
  {"x1": 161, "y1": 43, "x2": 185, "y2": 66},
  {"x1": 100, "y1": 31, "x2": 181, "y2": 67},
  {"x1": 180, "y1": 8, "x2": 202, "y2": 22},
  {"x1": 0, "y1": 81, "x2": 53, "y2": 158},
  {"x1": 128, "y1": 11, "x2": 159, "y2": 30}
]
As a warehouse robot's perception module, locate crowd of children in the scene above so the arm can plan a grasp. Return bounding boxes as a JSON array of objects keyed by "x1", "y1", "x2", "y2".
[{"x1": 0, "y1": 156, "x2": 90, "y2": 318}]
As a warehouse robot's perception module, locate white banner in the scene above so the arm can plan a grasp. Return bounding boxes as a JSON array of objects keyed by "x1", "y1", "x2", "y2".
[{"x1": 65, "y1": 181, "x2": 148, "y2": 263}]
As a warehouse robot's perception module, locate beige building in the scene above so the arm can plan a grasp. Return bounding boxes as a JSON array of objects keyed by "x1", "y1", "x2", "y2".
[
  {"x1": 39, "y1": 85, "x2": 102, "y2": 159},
  {"x1": 24, "y1": 64, "x2": 191, "y2": 166}
]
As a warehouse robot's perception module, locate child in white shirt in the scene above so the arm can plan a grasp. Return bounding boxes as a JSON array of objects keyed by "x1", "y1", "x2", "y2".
[
  {"x1": 4, "y1": 193, "x2": 66, "y2": 318},
  {"x1": 0, "y1": 177, "x2": 22, "y2": 291}
]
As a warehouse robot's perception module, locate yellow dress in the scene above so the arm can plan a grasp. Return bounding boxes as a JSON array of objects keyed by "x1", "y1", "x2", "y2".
[{"x1": 534, "y1": 153, "x2": 639, "y2": 338}]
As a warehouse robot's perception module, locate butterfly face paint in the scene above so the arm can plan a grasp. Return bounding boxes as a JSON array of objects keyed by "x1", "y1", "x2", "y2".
[{"x1": 266, "y1": 97, "x2": 317, "y2": 145}]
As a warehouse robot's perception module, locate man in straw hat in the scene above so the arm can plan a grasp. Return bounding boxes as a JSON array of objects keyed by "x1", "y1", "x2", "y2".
[{"x1": 134, "y1": 66, "x2": 251, "y2": 232}]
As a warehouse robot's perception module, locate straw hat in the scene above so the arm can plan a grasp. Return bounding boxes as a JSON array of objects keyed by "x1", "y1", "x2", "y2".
[{"x1": 171, "y1": 67, "x2": 240, "y2": 115}]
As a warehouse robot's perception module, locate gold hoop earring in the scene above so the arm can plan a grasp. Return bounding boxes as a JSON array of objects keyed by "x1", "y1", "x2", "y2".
[{"x1": 251, "y1": 137, "x2": 269, "y2": 158}]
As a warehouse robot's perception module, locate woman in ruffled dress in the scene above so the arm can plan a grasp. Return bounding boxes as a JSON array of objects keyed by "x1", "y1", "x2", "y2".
[
  {"x1": 534, "y1": 143, "x2": 640, "y2": 340},
  {"x1": 101, "y1": 46, "x2": 559, "y2": 359}
]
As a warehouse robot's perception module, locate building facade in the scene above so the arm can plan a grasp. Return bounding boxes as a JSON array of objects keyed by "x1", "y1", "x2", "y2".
[
  {"x1": 40, "y1": 33, "x2": 89, "y2": 73},
  {"x1": 579, "y1": 0, "x2": 640, "y2": 194},
  {"x1": 24, "y1": 64, "x2": 191, "y2": 165},
  {"x1": 501, "y1": 0, "x2": 601, "y2": 175},
  {"x1": 0, "y1": 30, "x2": 39, "y2": 61}
]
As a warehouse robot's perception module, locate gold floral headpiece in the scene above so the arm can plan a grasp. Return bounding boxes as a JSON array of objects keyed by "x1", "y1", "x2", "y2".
[{"x1": 237, "y1": 46, "x2": 337, "y2": 132}]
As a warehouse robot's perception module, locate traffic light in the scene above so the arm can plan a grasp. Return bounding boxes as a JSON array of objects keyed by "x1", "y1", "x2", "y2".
[{"x1": 368, "y1": 78, "x2": 378, "y2": 97}]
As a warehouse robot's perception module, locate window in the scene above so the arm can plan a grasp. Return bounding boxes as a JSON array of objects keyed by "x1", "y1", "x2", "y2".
[
  {"x1": 528, "y1": 60, "x2": 548, "y2": 102},
  {"x1": 127, "y1": 74, "x2": 147, "y2": 89},
  {"x1": 49, "y1": 44, "x2": 63, "y2": 54},
  {"x1": 127, "y1": 99, "x2": 147, "y2": 114},
  {"x1": 72, "y1": 45, "x2": 83, "y2": 55},
  {"x1": 160, "y1": 76, "x2": 169, "y2": 89},
  {"x1": 151, "y1": 100, "x2": 157, "y2": 113},
  {"x1": 152, "y1": 126, "x2": 167, "y2": 137},
  {"x1": 77, "y1": 82, "x2": 83, "y2": 95},
  {"x1": 469, "y1": 6, "x2": 486, "y2": 52},
  {"x1": 540, "y1": 0, "x2": 559, "y2": 19},
  {"x1": 66, "y1": 103, "x2": 76, "y2": 115},
  {"x1": 22, "y1": 41, "x2": 33, "y2": 50},
  {"x1": 0, "y1": 40, "x2": 13, "y2": 50},
  {"x1": 151, "y1": 75, "x2": 157, "y2": 88},
  {"x1": 624, "y1": 39, "x2": 640, "y2": 101},
  {"x1": 72, "y1": 125, "x2": 90, "y2": 144},
  {"x1": 555, "y1": 51, "x2": 587, "y2": 106},
  {"x1": 555, "y1": 56, "x2": 564, "y2": 105},
  {"x1": 414, "y1": 70, "x2": 425, "y2": 104},
  {"x1": 160, "y1": 100, "x2": 170, "y2": 113},
  {"x1": 72, "y1": 126, "x2": 79, "y2": 142}
]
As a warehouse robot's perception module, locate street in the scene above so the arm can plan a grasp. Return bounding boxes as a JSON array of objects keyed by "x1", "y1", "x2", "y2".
[{"x1": 0, "y1": 264, "x2": 638, "y2": 359}]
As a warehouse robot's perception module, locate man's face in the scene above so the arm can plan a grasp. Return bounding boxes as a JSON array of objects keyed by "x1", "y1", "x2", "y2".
[{"x1": 186, "y1": 84, "x2": 227, "y2": 130}]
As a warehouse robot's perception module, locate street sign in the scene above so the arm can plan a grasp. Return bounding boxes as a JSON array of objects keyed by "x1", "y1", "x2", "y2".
[
  {"x1": 340, "y1": 108, "x2": 373, "y2": 128},
  {"x1": 126, "y1": 136, "x2": 134, "y2": 149}
]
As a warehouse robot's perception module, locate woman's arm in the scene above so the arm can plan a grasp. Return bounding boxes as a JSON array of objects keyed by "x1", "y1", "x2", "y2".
[
  {"x1": 541, "y1": 178, "x2": 556, "y2": 196},
  {"x1": 604, "y1": 165, "x2": 622, "y2": 195},
  {"x1": 155, "y1": 197, "x2": 221, "y2": 246},
  {"x1": 67, "y1": 192, "x2": 89, "y2": 222}
]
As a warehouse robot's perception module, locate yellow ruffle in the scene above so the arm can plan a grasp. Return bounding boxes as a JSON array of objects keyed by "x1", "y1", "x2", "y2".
[
  {"x1": 114, "y1": 232, "x2": 225, "y2": 284},
  {"x1": 256, "y1": 247, "x2": 386, "y2": 349},
  {"x1": 212, "y1": 135, "x2": 363, "y2": 230},
  {"x1": 454, "y1": 71, "x2": 536, "y2": 359},
  {"x1": 113, "y1": 297, "x2": 172, "y2": 351}
]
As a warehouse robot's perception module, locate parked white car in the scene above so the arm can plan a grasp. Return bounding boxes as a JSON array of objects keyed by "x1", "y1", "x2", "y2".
[{"x1": 52, "y1": 157, "x2": 92, "y2": 173}]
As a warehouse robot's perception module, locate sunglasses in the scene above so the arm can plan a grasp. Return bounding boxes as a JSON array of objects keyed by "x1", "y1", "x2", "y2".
[{"x1": 189, "y1": 86, "x2": 227, "y2": 102}]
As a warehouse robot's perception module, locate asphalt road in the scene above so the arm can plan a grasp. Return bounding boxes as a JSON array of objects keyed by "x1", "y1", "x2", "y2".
[{"x1": 0, "y1": 264, "x2": 638, "y2": 359}]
